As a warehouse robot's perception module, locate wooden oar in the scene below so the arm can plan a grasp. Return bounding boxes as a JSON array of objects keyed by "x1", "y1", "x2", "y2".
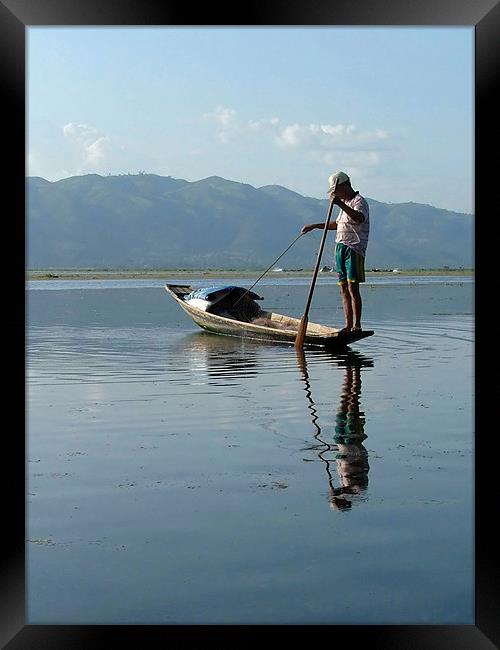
[{"x1": 295, "y1": 191, "x2": 336, "y2": 350}]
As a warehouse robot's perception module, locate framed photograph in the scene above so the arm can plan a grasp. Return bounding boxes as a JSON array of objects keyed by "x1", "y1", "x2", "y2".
[{"x1": 5, "y1": 0, "x2": 497, "y2": 646}]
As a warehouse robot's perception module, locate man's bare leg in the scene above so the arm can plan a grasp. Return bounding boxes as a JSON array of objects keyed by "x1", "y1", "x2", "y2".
[
  {"x1": 339, "y1": 283, "x2": 353, "y2": 332},
  {"x1": 348, "y1": 281, "x2": 362, "y2": 330}
]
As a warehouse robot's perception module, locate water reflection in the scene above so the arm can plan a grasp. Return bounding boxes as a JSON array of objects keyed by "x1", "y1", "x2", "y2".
[
  {"x1": 296, "y1": 349, "x2": 373, "y2": 511},
  {"x1": 175, "y1": 332, "x2": 373, "y2": 511},
  {"x1": 176, "y1": 332, "x2": 260, "y2": 383}
]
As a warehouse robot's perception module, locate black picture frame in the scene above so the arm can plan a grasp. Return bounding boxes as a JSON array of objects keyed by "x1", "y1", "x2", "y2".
[{"x1": 5, "y1": 0, "x2": 497, "y2": 646}]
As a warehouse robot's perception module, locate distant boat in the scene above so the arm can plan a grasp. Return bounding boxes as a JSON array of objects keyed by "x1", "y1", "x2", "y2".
[{"x1": 165, "y1": 284, "x2": 374, "y2": 348}]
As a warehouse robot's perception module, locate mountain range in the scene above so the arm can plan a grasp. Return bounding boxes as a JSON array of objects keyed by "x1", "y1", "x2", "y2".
[{"x1": 27, "y1": 173, "x2": 474, "y2": 269}]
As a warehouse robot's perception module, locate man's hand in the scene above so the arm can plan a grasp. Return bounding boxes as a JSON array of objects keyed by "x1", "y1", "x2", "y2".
[{"x1": 301, "y1": 224, "x2": 315, "y2": 235}]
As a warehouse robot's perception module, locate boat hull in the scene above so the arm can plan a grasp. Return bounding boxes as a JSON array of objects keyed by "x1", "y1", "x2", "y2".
[{"x1": 165, "y1": 284, "x2": 374, "y2": 348}]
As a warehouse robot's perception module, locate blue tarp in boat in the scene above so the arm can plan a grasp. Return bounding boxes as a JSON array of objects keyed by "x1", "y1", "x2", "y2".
[
  {"x1": 184, "y1": 285, "x2": 263, "y2": 321},
  {"x1": 185, "y1": 286, "x2": 262, "y2": 304}
]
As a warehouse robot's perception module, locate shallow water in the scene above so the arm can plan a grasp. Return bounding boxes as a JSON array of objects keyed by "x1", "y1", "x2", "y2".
[{"x1": 26, "y1": 277, "x2": 474, "y2": 624}]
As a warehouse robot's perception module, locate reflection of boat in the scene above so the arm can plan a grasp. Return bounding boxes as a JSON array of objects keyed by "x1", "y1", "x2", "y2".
[
  {"x1": 165, "y1": 284, "x2": 374, "y2": 348},
  {"x1": 176, "y1": 332, "x2": 260, "y2": 385}
]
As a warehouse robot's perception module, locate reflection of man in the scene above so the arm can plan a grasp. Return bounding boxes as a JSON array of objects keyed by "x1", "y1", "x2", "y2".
[{"x1": 329, "y1": 363, "x2": 369, "y2": 511}]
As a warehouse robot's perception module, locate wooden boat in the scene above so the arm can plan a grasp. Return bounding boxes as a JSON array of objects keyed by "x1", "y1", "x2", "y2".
[{"x1": 165, "y1": 284, "x2": 374, "y2": 348}]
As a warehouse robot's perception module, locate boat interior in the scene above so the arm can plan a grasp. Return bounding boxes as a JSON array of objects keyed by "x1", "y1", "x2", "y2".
[{"x1": 165, "y1": 284, "x2": 338, "y2": 335}]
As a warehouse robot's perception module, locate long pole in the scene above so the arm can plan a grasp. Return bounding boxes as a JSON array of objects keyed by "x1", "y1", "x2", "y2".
[{"x1": 294, "y1": 192, "x2": 336, "y2": 350}]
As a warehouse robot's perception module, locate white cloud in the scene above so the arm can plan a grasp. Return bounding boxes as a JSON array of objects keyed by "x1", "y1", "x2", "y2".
[
  {"x1": 28, "y1": 118, "x2": 166, "y2": 180},
  {"x1": 85, "y1": 136, "x2": 111, "y2": 164},
  {"x1": 202, "y1": 108, "x2": 393, "y2": 170},
  {"x1": 63, "y1": 122, "x2": 112, "y2": 169},
  {"x1": 275, "y1": 122, "x2": 389, "y2": 152},
  {"x1": 199, "y1": 106, "x2": 399, "y2": 198},
  {"x1": 274, "y1": 124, "x2": 302, "y2": 147},
  {"x1": 202, "y1": 106, "x2": 239, "y2": 143},
  {"x1": 247, "y1": 117, "x2": 280, "y2": 130},
  {"x1": 202, "y1": 105, "x2": 237, "y2": 126},
  {"x1": 319, "y1": 124, "x2": 355, "y2": 136}
]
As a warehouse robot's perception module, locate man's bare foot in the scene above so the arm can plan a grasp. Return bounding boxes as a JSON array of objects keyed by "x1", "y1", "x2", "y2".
[
  {"x1": 337, "y1": 326, "x2": 352, "y2": 335},
  {"x1": 351, "y1": 326, "x2": 362, "y2": 332}
]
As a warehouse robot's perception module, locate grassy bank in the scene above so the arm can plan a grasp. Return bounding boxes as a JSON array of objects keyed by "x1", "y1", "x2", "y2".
[{"x1": 27, "y1": 268, "x2": 474, "y2": 281}]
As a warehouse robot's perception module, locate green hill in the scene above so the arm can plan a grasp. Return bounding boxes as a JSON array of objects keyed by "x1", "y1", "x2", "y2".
[{"x1": 27, "y1": 173, "x2": 473, "y2": 270}]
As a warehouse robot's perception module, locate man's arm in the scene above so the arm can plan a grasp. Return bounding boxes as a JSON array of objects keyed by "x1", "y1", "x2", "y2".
[
  {"x1": 301, "y1": 221, "x2": 337, "y2": 234},
  {"x1": 333, "y1": 198, "x2": 365, "y2": 223}
]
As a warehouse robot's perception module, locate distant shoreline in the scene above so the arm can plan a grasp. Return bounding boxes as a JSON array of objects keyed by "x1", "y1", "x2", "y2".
[{"x1": 27, "y1": 268, "x2": 474, "y2": 281}]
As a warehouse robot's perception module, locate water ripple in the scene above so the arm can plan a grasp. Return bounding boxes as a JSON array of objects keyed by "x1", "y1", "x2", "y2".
[{"x1": 27, "y1": 313, "x2": 473, "y2": 388}]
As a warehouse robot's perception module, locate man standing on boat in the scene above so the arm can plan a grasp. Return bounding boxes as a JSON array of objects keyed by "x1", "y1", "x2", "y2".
[{"x1": 301, "y1": 171, "x2": 370, "y2": 333}]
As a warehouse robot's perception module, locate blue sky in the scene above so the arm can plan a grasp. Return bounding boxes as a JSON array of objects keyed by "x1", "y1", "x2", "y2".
[{"x1": 28, "y1": 27, "x2": 473, "y2": 213}]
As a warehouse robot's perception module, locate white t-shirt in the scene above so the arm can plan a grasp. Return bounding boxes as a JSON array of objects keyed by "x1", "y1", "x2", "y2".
[{"x1": 335, "y1": 193, "x2": 370, "y2": 257}]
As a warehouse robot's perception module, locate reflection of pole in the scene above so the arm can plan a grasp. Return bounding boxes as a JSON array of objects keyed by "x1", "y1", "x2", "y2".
[{"x1": 295, "y1": 349, "x2": 352, "y2": 511}]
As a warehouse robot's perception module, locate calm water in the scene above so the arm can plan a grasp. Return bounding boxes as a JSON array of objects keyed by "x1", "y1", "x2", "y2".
[{"x1": 26, "y1": 275, "x2": 474, "y2": 624}]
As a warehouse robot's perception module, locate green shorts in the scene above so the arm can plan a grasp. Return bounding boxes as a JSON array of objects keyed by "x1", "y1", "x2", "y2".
[{"x1": 335, "y1": 242, "x2": 365, "y2": 284}]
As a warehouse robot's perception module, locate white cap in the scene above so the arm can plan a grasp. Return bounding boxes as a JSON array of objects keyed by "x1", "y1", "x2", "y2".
[{"x1": 327, "y1": 171, "x2": 350, "y2": 194}]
